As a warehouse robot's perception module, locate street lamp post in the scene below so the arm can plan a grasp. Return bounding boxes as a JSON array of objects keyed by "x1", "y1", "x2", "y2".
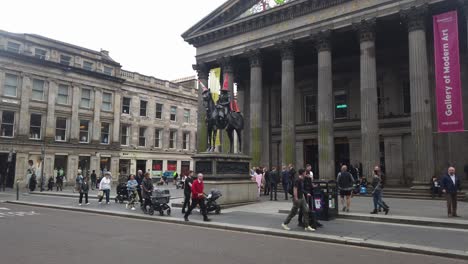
[{"x1": 40, "y1": 145, "x2": 45, "y2": 192}]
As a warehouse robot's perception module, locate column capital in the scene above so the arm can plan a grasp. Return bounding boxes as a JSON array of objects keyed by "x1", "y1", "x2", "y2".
[
  {"x1": 354, "y1": 18, "x2": 376, "y2": 43},
  {"x1": 217, "y1": 56, "x2": 234, "y2": 74},
  {"x1": 193, "y1": 63, "x2": 210, "y2": 80},
  {"x1": 401, "y1": 5, "x2": 428, "y2": 32},
  {"x1": 314, "y1": 30, "x2": 332, "y2": 52},
  {"x1": 278, "y1": 40, "x2": 294, "y2": 61},
  {"x1": 247, "y1": 49, "x2": 262, "y2": 68}
]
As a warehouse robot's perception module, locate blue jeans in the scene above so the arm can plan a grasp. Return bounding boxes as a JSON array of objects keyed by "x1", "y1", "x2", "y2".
[
  {"x1": 372, "y1": 191, "x2": 387, "y2": 210},
  {"x1": 99, "y1": 189, "x2": 110, "y2": 203}
]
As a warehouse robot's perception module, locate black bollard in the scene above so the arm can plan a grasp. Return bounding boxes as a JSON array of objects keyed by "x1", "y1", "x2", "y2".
[{"x1": 16, "y1": 180, "x2": 19, "y2": 200}]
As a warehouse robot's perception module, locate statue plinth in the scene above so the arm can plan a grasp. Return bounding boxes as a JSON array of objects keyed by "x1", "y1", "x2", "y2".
[{"x1": 192, "y1": 152, "x2": 257, "y2": 205}]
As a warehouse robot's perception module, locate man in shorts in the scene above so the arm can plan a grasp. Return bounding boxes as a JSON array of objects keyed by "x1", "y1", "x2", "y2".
[{"x1": 337, "y1": 165, "x2": 355, "y2": 212}]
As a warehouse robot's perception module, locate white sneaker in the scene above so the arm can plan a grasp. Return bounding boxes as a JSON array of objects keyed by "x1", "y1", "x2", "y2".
[
  {"x1": 281, "y1": 223, "x2": 290, "y2": 231},
  {"x1": 131, "y1": 207, "x2": 136, "y2": 211},
  {"x1": 86, "y1": 203, "x2": 90, "y2": 205},
  {"x1": 78, "y1": 204, "x2": 82, "y2": 206},
  {"x1": 305, "y1": 226, "x2": 316, "y2": 232},
  {"x1": 99, "y1": 202, "x2": 102, "y2": 205},
  {"x1": 125, "y1": 204, "x2": 128, "y2": 209},
  {"x1": 106, "y1": 202, "x2": 110, "y2": 205}
]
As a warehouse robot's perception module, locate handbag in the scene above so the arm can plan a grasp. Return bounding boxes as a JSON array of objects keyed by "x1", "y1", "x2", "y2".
[{"x1": 97, "y1": 190, "x2": 104, "y2": 198}]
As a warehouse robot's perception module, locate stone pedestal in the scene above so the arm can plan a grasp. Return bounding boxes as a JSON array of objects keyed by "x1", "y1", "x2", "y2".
[{"x1": 193, "y1": 153, "x2": 257, "y2": 205}]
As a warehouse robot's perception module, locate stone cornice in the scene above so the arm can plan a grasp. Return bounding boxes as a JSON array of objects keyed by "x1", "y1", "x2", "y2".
[
  {"x1": 185, "y1": 0, "x2": 352, "y2": 48},
  {"x1": 401, "y1": 5, "x2": 428, "y2": 32},
  {"x1": 354, "y1": 18, "x2": 376, "y2": 43}
]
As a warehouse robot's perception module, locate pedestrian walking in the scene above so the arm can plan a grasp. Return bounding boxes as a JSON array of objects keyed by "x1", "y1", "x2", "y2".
[
  {"x1": 182, "y1": 171, "x2": 194, "y2": 214},
  {"x1": 141, "y1": 172, "x2": 153, "y2": 212},
  {"x1": 281, "y1": 169, "x2": 315, "y2": 232},
  {"x1": 75, "y1": 170, "x2": 84, "y2": 193},
  {"x1": 281, "y1": 166, "x2": 290, "y2": 200},
  {"x1": 337, "y1": 165, "x2": 355, "y2": 212},
  {"x1": 29, "y1": 173, "x2": 37, "y2": 192},
  {"x1": 55, "y1": 170, "x2": 63, "y2": 192},
  {"x1": 370, "y1": 167, "x2": 389, "y2": 215},
  {"x1": 441, "y1": 167, "x2": 462, "y2": 217},
  {"x1": 79, "y1": 176, "x2": 90, "y2": 206},
  {"x1": 90, "y1": 170, "x2": 97, "y2": 190},
  {"x1": 26, "y1": 160, "x2": 35, "y2": 189},
  {"x1": 263, "y1": 167, "x2": 270, "y2": 196},
  {"x1": 47, "y1": 176, "x2": 54, "y2": 191},
  {"x1": 269, "y1": 167, "x2": 279, "y2": 201},
  {"x1": 136, "y1": 170, "x2": 143, "y2": 204},
  {"x1": 173, "y1": 171, "x2": 179, "y2": 185},
  {"x1": 300, "y1": 169, "x2": 322, "y2": 228},
  {"x1": 98, "y1": 172, "x2": 112, "y2": 204},
  {"x1": 253, "y1": 168, "x2": 263, "y2": 199},
  {"x1": 126, "y1": 174, "x2": 139, "y2": 210},
  {"x1": 184, "y1": 173, "x2": 211, "y2": 222}
]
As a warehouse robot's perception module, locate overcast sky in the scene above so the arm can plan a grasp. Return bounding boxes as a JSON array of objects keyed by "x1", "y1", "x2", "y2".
[{"x1": 0, "y1": 0, "x2": 225, "y2": 81}]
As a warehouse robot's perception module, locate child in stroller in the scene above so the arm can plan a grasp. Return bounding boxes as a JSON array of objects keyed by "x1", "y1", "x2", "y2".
[
  {"x1": 126, "y1": 175, "x2": 139, "y2": 210},
  {"x1": 143, "y1": 189, "x2": 171, "y2": 216},
  {"x1": 115, "y1": 182, "x2": 129, "y2": 203}
]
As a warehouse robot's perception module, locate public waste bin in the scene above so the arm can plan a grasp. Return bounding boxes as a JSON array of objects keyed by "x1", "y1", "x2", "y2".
[{"x1": 312, "y1": 180, "x2": 338, "y2": 221}]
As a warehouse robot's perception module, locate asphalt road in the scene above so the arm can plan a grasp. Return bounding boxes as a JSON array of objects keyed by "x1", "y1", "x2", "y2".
[{"x1": 0, "y1": 204, "x2": 465, "y2": 264}]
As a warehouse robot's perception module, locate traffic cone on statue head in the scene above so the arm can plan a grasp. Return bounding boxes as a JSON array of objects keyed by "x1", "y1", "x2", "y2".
[{"x1": 222, "y1": 74, "x2": 229, "y2": 91}]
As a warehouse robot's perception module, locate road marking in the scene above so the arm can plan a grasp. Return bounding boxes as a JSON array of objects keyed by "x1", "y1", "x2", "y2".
[{"x1": 0, "y1": 207, "x2": 11, "y2": 210}]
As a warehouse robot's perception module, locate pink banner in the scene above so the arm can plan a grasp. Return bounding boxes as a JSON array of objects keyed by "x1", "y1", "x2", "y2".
[{"x1": 433, "y1": 11, "x2": 464, "y2": 133}]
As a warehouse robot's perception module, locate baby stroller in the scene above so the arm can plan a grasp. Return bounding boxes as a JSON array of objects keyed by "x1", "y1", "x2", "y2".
[
  {"x1": 205, "y1": 189, "x2": 222, "y2": 214},
  {"x1": 148, "y1": 189, "x2": 171, "y2": 216},
  {"x1": 176, "y1": 179, "x2": 184, "y2": 189},
  {"x1": 114, "y1": 182, "x2": 129, "y2": 203}
]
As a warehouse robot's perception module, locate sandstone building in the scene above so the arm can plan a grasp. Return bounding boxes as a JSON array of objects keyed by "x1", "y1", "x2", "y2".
[{"x1": 0, "y1": 30, "x2": 197, "y2": 186}]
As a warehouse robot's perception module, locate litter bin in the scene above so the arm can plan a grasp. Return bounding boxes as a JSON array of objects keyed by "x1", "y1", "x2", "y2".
[{"x1": 311, "y1": 180, "x2": 338, "y2": 221}]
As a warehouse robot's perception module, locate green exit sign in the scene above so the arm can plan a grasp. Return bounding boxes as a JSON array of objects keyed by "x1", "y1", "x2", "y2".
[{"x1": 336, "y1": 104, "x2": 348, "y2": 109}]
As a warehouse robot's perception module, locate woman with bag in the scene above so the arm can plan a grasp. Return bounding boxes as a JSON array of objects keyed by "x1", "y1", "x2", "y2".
[{"x1": 98, "y1": 172, "x2": 112, "y2": 204}]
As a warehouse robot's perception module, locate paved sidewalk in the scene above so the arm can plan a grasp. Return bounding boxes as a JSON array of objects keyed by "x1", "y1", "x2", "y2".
[{"x1": 5, "y1": 192, "x2": 468, "y2": 258}]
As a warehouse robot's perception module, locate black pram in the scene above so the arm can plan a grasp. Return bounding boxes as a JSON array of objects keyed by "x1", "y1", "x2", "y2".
[{"x1": 147, "y1": 189, "x2": 171, "y2": 216}]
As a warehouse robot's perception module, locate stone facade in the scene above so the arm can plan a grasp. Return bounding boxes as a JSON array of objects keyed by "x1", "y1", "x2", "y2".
[
  {"x1": 0, "y1": 30, "x2": 197, "y2": 187},
  {"x1": 184, "y1": 0, "x2": 468, "y2": 186}
]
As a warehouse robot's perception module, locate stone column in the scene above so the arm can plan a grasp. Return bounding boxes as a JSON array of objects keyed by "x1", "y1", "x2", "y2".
[
  {"x1": 280, "y1": 41, "x2": 296, "y2": 166},
  {"x1": 18, "y1": 75, "x2": 31, "y2": 140},
  {"x1": 111, "y1": 156, "x2": 120, "y2": 183},
  {"x1": 67, "y1": 155, "x2": 79, "y2": 183},
  {"x1": 296, "y1": 140, "x2": 304, "y2": 168},
  {"x1": 402, "y1": 6, "x2": 435, "y2": 186},
  {"x1": 249, "y1": 50, "x2": 263, "y2": 166},
  {"x1": 70, "y1": 85, "x2": 80, "y2": 143},
  {"x1": 113, "y1": 92, "x2": 122, "y2": 147},
  {"x1": 0, "y1": 72, "x2": 5, "y2": 96},
  {"x1": 219, "y1": 57, "x2": 235, "y2": 153},
  {"x1": 357, "y1": 20, "x2": 380, "y2": 178},
  {"x1": 316, "y1": 32, "x2": 335, "y2": 179},
  {"x1": 235, "y1": 70, "x2": 247, "y2": 154},
  {"x1": 193, "y1": 64, "x2": 209, "y2": 152},
  {"x1": 92, "y1": 88, "x2": 102, "y2": 144},
  {"x1": 45, "y1": 80, "x2": 58, "y2": 142}
]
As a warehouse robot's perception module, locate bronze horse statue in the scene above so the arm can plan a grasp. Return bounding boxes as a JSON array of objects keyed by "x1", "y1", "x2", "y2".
[{"x1": 202, "y1": 89, "x2": 244, "y2": 153}]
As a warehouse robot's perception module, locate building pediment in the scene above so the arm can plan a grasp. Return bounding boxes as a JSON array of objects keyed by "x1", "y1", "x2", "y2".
[{"x1": 182, "y1": 0, "x2": 352, "y2": 48}]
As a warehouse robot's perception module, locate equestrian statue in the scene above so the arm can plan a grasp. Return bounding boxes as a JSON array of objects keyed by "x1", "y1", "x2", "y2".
[{"x1": 200, "y1": 74, "x2": 244, "y2": 153}]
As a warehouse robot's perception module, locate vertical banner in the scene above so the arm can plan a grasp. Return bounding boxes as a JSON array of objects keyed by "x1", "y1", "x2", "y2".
[{"x1": 433, "y1": 11, "x2": 464, "y2": 133}]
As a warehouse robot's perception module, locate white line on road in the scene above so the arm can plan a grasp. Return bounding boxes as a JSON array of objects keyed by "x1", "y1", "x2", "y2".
[{"x1": 0, "y1": 207, "x2": 11, "y2": 210}]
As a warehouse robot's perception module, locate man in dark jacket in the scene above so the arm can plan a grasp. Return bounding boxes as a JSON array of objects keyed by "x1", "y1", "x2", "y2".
[
  {"x1": 337, "y1": 165, "x2": 355, "y2": 212},
  {"x1": 182, "y1": 171, "x2": 193, "y2": 213},
  {"x1": 281, "y1": 166, "x2": 290, "y2": 200},
  {"x1": 441, "y1": 167, "x2": 462, "y2": 217},
  {"x1": 136, "y1": 170, "x2": 143, "y2": 204},
  {"x1": 263, "y1": 167, "x2": 270, "y2": 196},
  {"x1": 269, "y1": 167, "x2": 279, "y2": 201}
]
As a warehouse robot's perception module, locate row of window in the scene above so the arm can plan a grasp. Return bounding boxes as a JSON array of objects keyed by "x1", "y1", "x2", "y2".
[
  {"x1": 3, "y1": 73, "x2": 114, "y2": 111},
  {"x1": 3, "y1": 75, "x2": 191, "y2": 121},
  {"x1": 121, "y1": 126, "x2": 190, "y2": 150},
  {"x1": 5, "y1": 41, "x2": 113, "y2": 75},
  {"x1": 0, "y1": 111, "x2": 191, "y2": 150},
  {"x1": 122, "y1": 97, "x2": 190, "y2": 123}
]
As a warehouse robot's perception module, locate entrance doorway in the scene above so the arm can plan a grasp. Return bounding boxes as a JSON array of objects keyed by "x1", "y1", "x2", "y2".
[
  {"x1": 335, "y1": 138, "x2": 350, "y2": 176},
  {"x1": 78, "y1": 156, "x2": 91, "y2": 178},
  {"x1": 0, "y1": 153, "x2": 16, "y2": 188},
  {"x1": 136, "y1": 160, "x2": 146, "y2": 174},
  {"x1": 304, "y1": 140, "x2": 319, "y2": 176},
  {"x1": 119, "y1": 159, "x2": 130, "y2": 183},
  {"x1": 54, "y1": 155, "x2": 67, "y2": 180}
]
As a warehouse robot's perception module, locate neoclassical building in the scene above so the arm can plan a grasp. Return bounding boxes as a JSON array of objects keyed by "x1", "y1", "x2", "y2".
[
  {"x1": 0, "y1": 30, "x2": 197, "y2": 187},
  {"x1": 183, "y1": 0, "x2": 468, "y2": 187}
]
